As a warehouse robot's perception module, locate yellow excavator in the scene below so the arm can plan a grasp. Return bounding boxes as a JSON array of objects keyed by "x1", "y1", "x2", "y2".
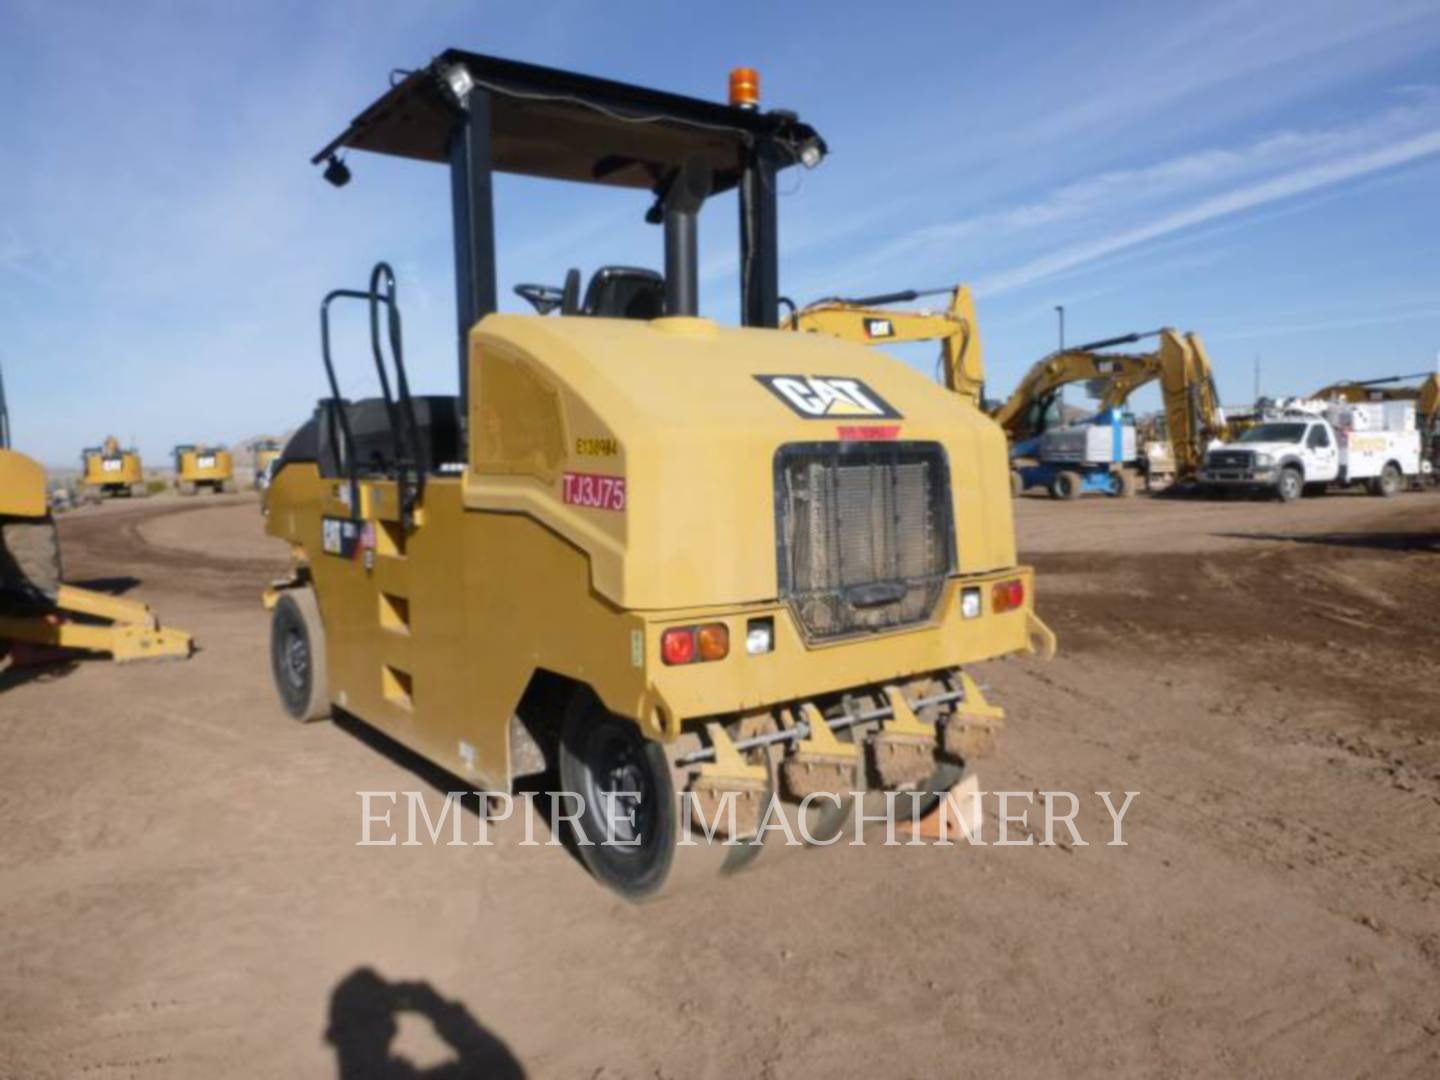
[
  {"x1": 783, "y1": 286, "x2": 986, "y2": 409},
  {"x1": 995, "y1": 328, "x2": 1230, "y2": 489},
  {"x1": 0, "y1": 363, "x2": 193, "y2": 666},
  {"x1": 787, "y1": 291, "x2": 1228, "y2": 489}
]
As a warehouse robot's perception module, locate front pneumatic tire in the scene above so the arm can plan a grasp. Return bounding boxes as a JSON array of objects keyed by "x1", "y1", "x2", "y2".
[
  {"x1": 270, "y1": 588, "x2": 330, "y2": 722},
  {"x1": 1276, "y1": 466, "x2": 1303, "y2": 503}
]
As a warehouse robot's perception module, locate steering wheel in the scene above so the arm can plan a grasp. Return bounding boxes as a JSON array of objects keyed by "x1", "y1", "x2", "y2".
[{"x1": 514, "y1": 283, "x2": 565, "y2": 315}]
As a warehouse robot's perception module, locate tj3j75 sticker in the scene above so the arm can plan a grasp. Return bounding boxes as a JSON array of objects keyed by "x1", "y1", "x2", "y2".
[
  {"x1": 562, "y1": 471, "x2": 626, "y2": 512},
  {"x1": 755, "y1": 374, "x2": 902, "y2": 419}
]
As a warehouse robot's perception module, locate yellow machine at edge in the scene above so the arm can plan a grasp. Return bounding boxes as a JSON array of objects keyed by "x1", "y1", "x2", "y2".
[
  {"x1": 0, "y1": 364, "x2": 193, "y2": 664},
  {"x1": 263, "y1": 52, "x2": 1054, "y2": 899}
]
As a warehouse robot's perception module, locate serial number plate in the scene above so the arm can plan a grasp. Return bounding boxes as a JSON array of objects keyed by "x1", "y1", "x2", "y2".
[
  {"x1": 562, "y1": 471, "x2": 626, "y2": 512},
  {"x1": 575, "y1": 436, "x2": 619, "y2": 457}
]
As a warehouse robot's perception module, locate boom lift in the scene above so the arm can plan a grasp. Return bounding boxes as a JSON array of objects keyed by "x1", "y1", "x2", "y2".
[
  {"x1": 0, "y1": 364, "x2": 193, "y2": 665},
  {"x1": 263, "y1": 51, "x2": 1054, "y2": 899}
]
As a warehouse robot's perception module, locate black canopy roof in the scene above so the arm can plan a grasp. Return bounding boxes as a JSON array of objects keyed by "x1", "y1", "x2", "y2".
[{"x1": 312, "y1": 49, "x2": 826, "y2": 195}]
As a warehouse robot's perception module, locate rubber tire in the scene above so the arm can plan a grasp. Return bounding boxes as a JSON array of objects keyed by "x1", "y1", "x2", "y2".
[
  {"x1": 558, "y1": 696, "x2": 677, "y2": 901},
  {"x1": 270, "y1": 589, "x2": 330, "y2": 722},
  {"x1": 1052, "y1": 471, "x2": 1083, "y2": 501},
  {"x1": 1372, "y1": 463, "x2": 1401, "y2": 498},
  {"x1": 1276, "y1": 467, "x2": 1303, "y2": 503},
  {"x1": 0, "y1": 516, "x2": 63, "y2": 599}
]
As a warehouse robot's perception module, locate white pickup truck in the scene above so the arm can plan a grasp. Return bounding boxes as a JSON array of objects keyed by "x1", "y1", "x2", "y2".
[{"x1": 1200, "y1": 400, "x2": 1421, "y2": 502}]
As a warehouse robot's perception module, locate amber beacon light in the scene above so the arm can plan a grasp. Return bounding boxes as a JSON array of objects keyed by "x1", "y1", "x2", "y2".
[{"x1": 728, "y1": 67, "x2": 760, "y2": 108}]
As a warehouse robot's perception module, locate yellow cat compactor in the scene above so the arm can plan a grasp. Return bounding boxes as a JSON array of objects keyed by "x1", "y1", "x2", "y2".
[
  {"x1": 264, "y1": 52, "x2": 1054, "y2": 898},
  {"x1": 173, "y1": 443, "x2": 235, "y2": 495},
  {"x1": 0, "y1": 365, "x2": 192, "y2": 664},
  {"x1": 80, "y1": 436, "x2": 146, "y2": 498}
]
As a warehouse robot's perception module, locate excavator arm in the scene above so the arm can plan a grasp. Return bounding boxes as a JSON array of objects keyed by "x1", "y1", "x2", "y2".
[
  {"x1": 784, "y1": 285, "x2": 986, "y2": 409},
  {"x1": 990, "y1": 331, "x2": 1166, "y2": 441}
]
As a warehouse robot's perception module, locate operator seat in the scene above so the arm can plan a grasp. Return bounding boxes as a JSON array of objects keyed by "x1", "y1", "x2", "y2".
[{"x1": 582, "y1": 266, "x2": 665, "y2": 320}]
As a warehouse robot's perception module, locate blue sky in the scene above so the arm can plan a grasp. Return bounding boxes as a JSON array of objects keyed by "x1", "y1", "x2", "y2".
[{"x1": 2, "y1": 0, "x2": 1439, "y2": 466}]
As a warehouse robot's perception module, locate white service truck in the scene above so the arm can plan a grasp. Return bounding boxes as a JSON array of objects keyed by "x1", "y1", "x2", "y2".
[{"x1": 1200, "y1": 399, "x2": 1421, "y2": 503}]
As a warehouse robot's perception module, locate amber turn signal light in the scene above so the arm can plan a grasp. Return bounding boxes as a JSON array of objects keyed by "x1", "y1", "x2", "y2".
[{"x1": 991, "y1": 579, "x2": 1025, "y2": 614}]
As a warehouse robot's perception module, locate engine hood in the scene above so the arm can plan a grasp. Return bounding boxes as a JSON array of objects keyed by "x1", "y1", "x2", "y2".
[{"x1": 461, "y1": 314, "x2": 1018, "y2": 610}]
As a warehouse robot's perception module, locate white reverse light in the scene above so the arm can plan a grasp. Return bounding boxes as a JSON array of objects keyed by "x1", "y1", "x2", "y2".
[
  {"x1": 960, "y1": 587, "x2": 982, "y2": 620},
  {"x1": 746, "y1": 617, "x2": 774, "y2": 655}
]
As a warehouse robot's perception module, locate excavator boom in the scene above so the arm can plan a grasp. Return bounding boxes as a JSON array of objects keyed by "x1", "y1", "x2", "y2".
[{"x1": 784, "y1": 285, "x2": 986, "y2": 408}]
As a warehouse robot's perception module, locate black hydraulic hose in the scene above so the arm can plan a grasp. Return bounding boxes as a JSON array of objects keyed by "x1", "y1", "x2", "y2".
[{"x1": 1071, "y1": 329, "x2": 1164, "y2": 352}]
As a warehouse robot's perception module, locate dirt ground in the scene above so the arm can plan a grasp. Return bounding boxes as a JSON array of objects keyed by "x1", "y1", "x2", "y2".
[{"x1": 2, "y1": 488, "x2": 1438, "y2": 1078}]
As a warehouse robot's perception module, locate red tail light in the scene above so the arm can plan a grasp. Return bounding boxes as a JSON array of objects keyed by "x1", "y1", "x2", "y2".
[
  {"x1": 992, "y1": 579, "x2": 1025, "y2": 613},
  {"x1": 662, "y1": 627, "x2": 696, "y2": 665},
  {"x1": 661, "y1": 623, "x2": 730, "y2": 665}
]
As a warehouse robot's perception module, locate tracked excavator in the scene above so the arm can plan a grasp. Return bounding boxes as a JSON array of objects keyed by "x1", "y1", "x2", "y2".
[{"x1": 0, "y1": 363, "x2": 193, "y2": 666}]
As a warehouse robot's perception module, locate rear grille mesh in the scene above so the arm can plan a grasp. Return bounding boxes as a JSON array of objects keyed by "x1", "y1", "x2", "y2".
[{"x1": 775, "y1": 442, "x2": 954, "y2": 640}]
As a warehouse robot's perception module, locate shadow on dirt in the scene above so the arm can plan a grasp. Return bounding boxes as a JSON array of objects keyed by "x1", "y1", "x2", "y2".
[
  {"x1": 64, "y1": 575, "x2": 142, "y2": 595},
  {"x1": 0, "y1": 651, "x2": 84, "y2": 692},
  {"x1": 326, "y1": 966, "x2": 525, "y2": 1079},
  {"x1": 1214, "y1": 530, "x2": 1440, "y2": 553}
]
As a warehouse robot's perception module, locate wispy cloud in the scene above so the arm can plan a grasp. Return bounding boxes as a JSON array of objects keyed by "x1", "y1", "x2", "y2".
[{"x1": 975, "y1": 128, "x2": 1440, "y2": 296}]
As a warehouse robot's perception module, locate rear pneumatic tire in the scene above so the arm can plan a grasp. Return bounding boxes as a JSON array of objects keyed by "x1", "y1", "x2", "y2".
[
  {"x1": 1052, "y1": 471, "x2": 1083, "y2": 501},
  {"x1": 559, "y1": 698, "x2": 678, "y2": 901},
  {"x1": 1276, "y1": 467, "x2": 1303, "y2": 503},
  {"x1": 0, "y1": 516, "x2": 63, "y2": 600},
  {"x1": 270, "y1": 589, "x2": 330, "y2": 722},
  {"x1": 1371, "y1": 463, "x2": 1402, "y2": 498}
]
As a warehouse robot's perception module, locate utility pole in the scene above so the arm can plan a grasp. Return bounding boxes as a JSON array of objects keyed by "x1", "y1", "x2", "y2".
[
  {"x1": 1253, "y1": 354, "x2": 1260, "y2": 404},
  {"x1": 1055, "y1": 305, "x2": 1065, "y2": 352}
]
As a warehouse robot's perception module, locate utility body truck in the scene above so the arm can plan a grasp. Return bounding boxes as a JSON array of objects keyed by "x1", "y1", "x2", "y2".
[{"x1": 1201, "y1": 399, "x2": 1420, "y2": 502}]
